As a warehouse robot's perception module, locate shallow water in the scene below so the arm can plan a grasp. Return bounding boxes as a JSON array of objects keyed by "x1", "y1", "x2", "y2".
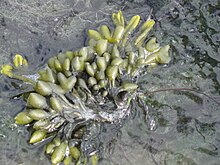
[{"x1": 0, "y1": 0, "x2": 220, "y2": 165}]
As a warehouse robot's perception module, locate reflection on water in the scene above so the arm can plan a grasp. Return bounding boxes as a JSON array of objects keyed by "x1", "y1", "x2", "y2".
[{"x1": 0, "y1": 0, "x2": 220, "y2": 165}]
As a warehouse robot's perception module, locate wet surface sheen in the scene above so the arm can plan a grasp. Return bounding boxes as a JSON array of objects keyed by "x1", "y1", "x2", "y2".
[{"x1": 0, "y1": 0, "x2": 220, "y2": 165}]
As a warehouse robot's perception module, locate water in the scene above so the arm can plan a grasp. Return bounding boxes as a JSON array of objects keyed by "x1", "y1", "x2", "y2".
[{"x1": 0, "y1": 0, "x2": 220, "y2": 164}]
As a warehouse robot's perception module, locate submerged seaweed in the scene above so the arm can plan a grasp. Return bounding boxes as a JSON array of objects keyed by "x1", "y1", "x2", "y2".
[{"x1": 1, "y1": 10, "x2": 171, "y2": 164}]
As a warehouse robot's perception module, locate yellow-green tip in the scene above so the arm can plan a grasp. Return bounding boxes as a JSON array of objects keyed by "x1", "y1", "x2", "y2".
[
  {"x1": 29, "y1": 130, "x2": 47, "y2": 144},
  {"x1": 91, "y1": 154, "x2": 98, "y2": 165},
  {"x1": 13, "y1": 54, "x2": 28, "y2": 67},
  {"x1": 1, "y1": 54, "x2": 28, "y2": 77},
  {"x1": 1, "y1": 64, "x2": 13, "y2": 77}
]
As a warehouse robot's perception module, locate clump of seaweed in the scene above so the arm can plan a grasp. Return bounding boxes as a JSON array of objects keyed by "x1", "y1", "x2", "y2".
[{"x1": 1, "y1": 10, "x2": 171, "y2": 165}]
